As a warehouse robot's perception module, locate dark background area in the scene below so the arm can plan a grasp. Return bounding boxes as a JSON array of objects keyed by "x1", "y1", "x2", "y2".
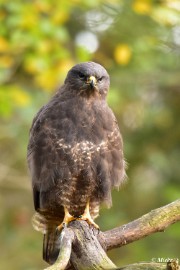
[{"x1": 0, "y1": 0, "x2": 179, "y2": 269}]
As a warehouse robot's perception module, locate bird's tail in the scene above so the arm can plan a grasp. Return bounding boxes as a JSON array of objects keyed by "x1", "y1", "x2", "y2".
[
  {"x1": 32, "y1": 212, "x2": 61, "y2": 265},
  {"x1": 43, "y1": 225, "x2": 61, "y2": 265}
]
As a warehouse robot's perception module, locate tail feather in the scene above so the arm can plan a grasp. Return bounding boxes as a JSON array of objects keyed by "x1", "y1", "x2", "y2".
[
  {"x1": 43, "y1": 226, "x2": 61, "y2": 265},
  {"x1": 32, "y1": 212, "x2": 61, "y2": 265}
]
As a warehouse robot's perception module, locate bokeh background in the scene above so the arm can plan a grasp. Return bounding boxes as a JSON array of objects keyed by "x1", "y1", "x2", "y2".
[{"x1": 0, "y1": 0, "x2": 180, "y2": 269}]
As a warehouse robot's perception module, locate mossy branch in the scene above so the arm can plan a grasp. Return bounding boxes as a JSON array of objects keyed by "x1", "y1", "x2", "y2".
[
  {"x1": 99, "y1": 199, "x2": 180, "y2": 251},
  {"x1": 44, "y1": 199, "x2": 180, "y2": 270}
]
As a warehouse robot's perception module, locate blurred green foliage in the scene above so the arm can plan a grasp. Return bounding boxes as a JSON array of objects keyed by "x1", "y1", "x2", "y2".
[{"x1": 0, "y1": 0, "x2": 180, "y2": 269}]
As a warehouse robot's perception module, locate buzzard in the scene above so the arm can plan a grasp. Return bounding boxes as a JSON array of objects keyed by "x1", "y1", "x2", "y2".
[{"x1": 27, "y1": 62, "x2": 126, "y2": 265}]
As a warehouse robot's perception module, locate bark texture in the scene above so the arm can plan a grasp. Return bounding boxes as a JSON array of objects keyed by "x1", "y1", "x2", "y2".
[
  {"x1": 44, "y1": 199, "x2": 180, "y2": 270},
  {"x1": 99, "y1": 199, "x2": 180, "y2": 251}
]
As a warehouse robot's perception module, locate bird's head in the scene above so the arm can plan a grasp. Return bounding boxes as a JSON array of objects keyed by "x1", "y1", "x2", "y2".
[{"x1": 64, "y1": 62, "x2": 110, "y2": 98}]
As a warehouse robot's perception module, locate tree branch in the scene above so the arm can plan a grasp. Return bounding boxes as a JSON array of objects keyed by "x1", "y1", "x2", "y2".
[
  {"x1": 44, "y1": 200, "x2": 180, "y2": 270},
  {"x1": 118, "y1": 260, "x2": 179, "y2": 270},
  {"x1": 44, "y1": 221, "x2": 117, "y2": 270},
  {"x1": 44, "y1": 228, "x2": 74, "y2": 270},
  {"x1": 99, "y1": 199, "x2": 180, "y2": 250}
]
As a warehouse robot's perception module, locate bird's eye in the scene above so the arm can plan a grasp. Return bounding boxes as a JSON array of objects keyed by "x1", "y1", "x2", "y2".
[
  {"x1": 78, "y1": 72, "x2": 85, "y2": 79},
  {"x1": 98, "y1": 77, "x2": 104, "y2": 82}
]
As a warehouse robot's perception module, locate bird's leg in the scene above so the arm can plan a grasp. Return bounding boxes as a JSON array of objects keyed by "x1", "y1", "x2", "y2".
[
  {"x1": 56, "y1": 206, "x2": 76, "y2": 231},
  {"x1": 78, "y1": 199, "x2": 99, "y2": 229}
]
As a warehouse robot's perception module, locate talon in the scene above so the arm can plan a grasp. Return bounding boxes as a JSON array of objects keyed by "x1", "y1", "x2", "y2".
[
  {"x1": 78, "y1": 200, "x2": 99, "y2": 229},
  {"x1": 57, "y1": 206, "x2": 76, "y2": 231},
  {"x1": 56, "y1": 224, "x2": 63, "y2": 233}
]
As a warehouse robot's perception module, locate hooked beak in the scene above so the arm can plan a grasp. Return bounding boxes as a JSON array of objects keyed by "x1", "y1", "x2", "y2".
[{"x1": 87, "y1": 76, "x2": 97, "y2": 89}]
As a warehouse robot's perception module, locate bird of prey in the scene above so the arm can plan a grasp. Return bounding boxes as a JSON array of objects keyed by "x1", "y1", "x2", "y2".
[{"x1": 27, "y1": 61, "x2": 126, "y2": 265}]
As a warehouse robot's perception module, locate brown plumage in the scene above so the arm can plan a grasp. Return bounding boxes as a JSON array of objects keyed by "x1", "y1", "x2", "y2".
[{"x1": 27, "y1": 62, "x2": 126, "y2": 265}]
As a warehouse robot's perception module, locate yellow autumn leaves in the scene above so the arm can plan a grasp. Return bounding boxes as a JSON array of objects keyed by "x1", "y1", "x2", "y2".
[
  {"x1": 0, "y1": 37, "x2": 14, "y2": 68},
  {"x1": 0, "y1": 37, "x2": 9, "y2": 52},
  {"x1": 0, "y1": 86, "x2": 31, "y2": 117},
  {"x1": 113, "y1": 0, "x2": 180, "y2": 65},
  {"x1": 133, "y1": 0, "x2": 152, "y2": 15},
  {"x1": 0, "y1": 0, "x2": 179, "y2": 115},
  {"x1": 10, "y1": 88, "x2": 30, "y2": 107},
  {"x1": 132, "y1": 0, "x2": 180, "y2": 25},
  {"x1": 114, "y1": 0, "x2": 151, "y2": 66},
  {"x1": 114, "y1": 44, "x2": 132, "y2": 65}
]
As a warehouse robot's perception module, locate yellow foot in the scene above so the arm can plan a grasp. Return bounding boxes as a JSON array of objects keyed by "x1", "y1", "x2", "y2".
[
  {"x1": 78, "y1": 213, "x2": 99, "y2": 229},
  {"x1": 56, "y1": 207, "x2": 76, "y2": 231},
  {"x1": 78, "y1": 199, "x2": 99, "y2": 229}
]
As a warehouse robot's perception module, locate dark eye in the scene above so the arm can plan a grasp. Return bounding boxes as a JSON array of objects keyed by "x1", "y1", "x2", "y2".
[
  {"x1": 98, "y1": 76, "x2": 104, "y2": 82},
  {"x1": 78, "y1": 72, "x2": 85, "y2": 79}
]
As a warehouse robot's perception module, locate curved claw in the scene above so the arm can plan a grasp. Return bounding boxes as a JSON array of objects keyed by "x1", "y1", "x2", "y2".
[
  {"x1": 56, "y1": 207, "x2": 76, "y2": 232},
  {"x1": 78, "y1": 214, "x2": 99, "y2": 229},
  {"x1": 78, "y1": 200, "x2": 99, "y2": 229},
  {"x1": 56, "y1": 202, "x2": 99, "y2": 232}
]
